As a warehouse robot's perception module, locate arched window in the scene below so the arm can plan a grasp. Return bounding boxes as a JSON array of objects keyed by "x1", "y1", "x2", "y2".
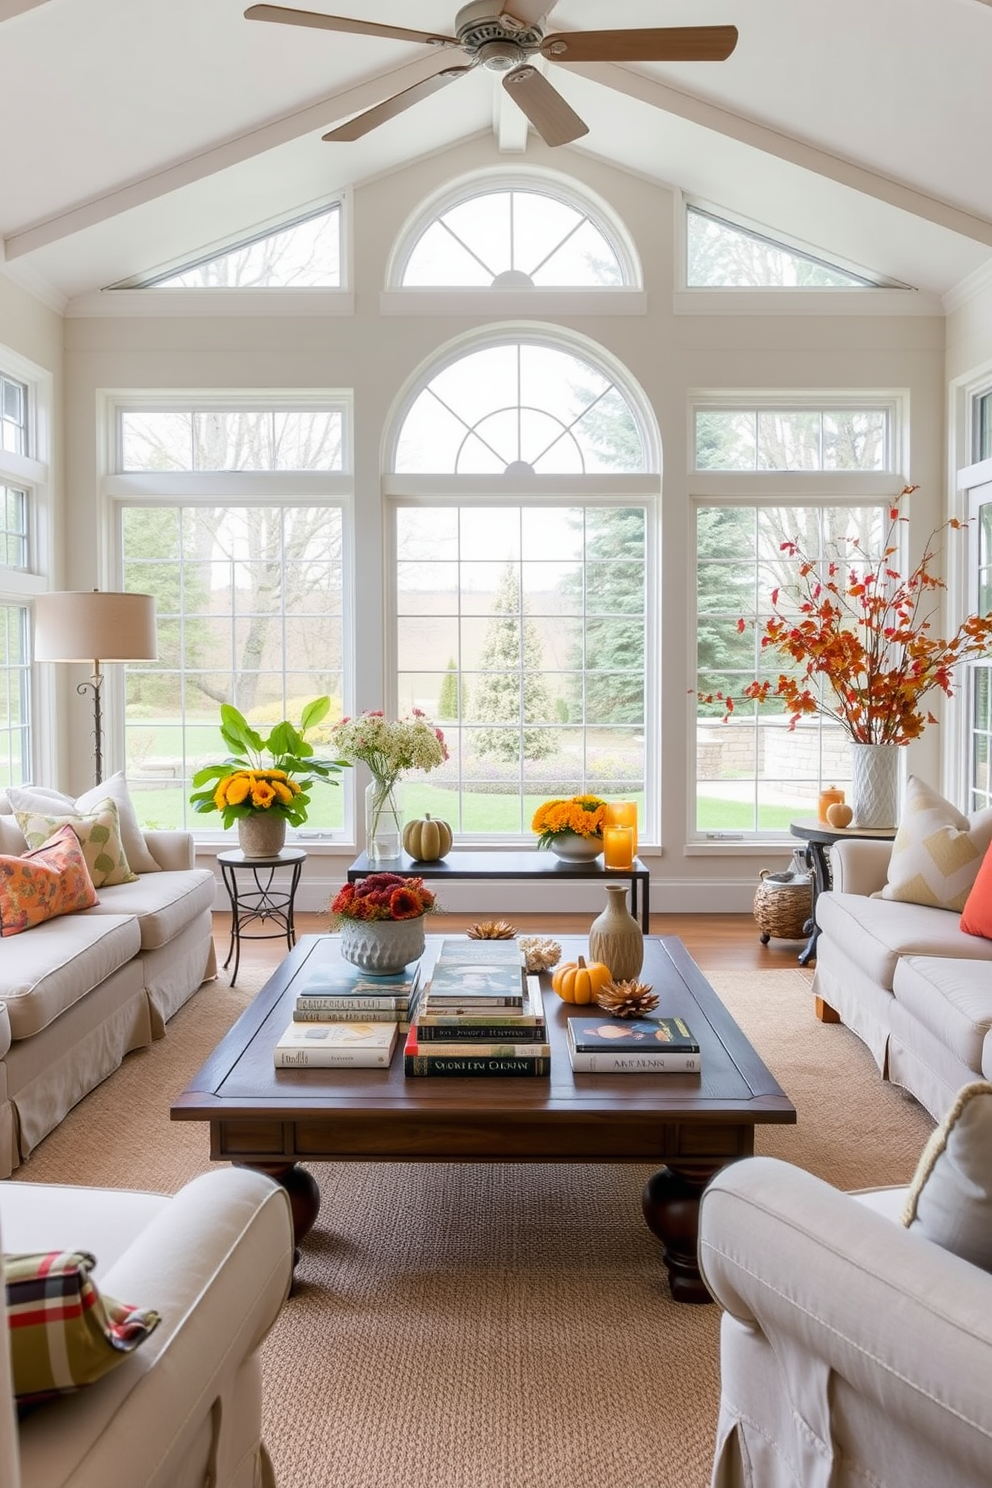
[
  {"x1": 387, "y1": 334, "x2": 656, "y2": 840},
  {"x1": 396, "y1": 183, "x2": 635, "y2": 290},
  {"x1": 395, "y1": 340, "x2": 647, "y2": 475}
]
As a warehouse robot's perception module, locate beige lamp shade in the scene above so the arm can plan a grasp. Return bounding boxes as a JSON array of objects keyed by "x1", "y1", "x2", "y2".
[{"x1": 34, "y1": 591, "x2": 158, "y2": 663}]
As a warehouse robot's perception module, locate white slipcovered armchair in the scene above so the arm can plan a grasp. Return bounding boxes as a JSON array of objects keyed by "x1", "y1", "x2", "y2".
[
  {"x1": 0, "y1": 1166, "x2": 293, "y2": 1488},
  {"x1": 699, "y1": 1157, "x2": 992, "y2": 1488}
]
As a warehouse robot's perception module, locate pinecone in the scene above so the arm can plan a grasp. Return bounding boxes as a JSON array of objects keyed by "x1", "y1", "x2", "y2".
[
  {"x1": 594, "y1": 979, "x2": 659, "y2": 1018},
  {"x1": 467, "y1": 919, "x2": 517, "y2": 940},
  {"x1": 518, "y1": 936, "x2": 562, "y2": 973}
]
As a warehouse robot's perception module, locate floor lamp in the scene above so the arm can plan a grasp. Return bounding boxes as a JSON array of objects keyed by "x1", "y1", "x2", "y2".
[{"x1": 33, "y1": 590, "x2": 158, "y2": 787}]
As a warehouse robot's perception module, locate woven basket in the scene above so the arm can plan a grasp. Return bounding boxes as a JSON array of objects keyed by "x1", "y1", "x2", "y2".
[{"x1": 753, "y1": 869, "x2": 812, "y2": 942}]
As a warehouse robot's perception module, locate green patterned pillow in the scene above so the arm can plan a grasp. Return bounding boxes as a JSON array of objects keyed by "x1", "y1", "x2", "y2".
[
  {"x1": 5, "y1": 1249, "x2": 160, "y2": 1405},
  {"x1": 14, "y1": 798, "x2": 137, "y2": 888},
  {"x1": 879, "y1": 776, "x2": 992, "y2": 912}
]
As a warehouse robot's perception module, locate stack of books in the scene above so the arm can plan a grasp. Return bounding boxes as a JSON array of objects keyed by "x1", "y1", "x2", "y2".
[
  {"x1": 565, "y1": 1015, "x2": 701, "y2": 1073},
  {"x1": 404, "y1": 938, "x2": 550, "y2": 1077},
  {"x1": 273, "y1": 960, "x2": 422, "y2": 1069}
]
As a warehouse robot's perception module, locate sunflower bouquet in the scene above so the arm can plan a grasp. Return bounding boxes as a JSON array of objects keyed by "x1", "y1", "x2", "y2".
[
  {"x1": 531, "y1": 794, "x2": 608, "y2": 849},
  {"x1": 190, "y1": 696, "x2": 346, "y2": 828}
]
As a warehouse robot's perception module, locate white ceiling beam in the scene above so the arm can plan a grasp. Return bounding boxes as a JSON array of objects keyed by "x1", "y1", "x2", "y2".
[
  {"x1": 4, "y1": 52, "x2": 450, "y2": 260},
  {"x1": 0, "y1": 0, "x2": 57, "y2": 18},
  {"x1": 565, "y1": 62, "x2": 992, "y2": 250}
]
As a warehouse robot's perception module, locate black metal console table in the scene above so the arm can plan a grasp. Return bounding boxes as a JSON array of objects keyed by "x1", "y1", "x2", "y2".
[
  {"x1": 346, "y1": 849, "x2": 651, "y2": 931},
  {"x1": 217, "y1": 846, "x2": 307, "y2": 986}
]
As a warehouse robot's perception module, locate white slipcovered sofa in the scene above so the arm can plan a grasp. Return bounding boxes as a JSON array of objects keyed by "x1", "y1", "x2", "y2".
[
  {"x1": 0, "y1": 781, "x2": 217, "y2": 1176},
  {"x1": 812, "y1": 836, "x2": 992, "y2": 1120},
  {"x1": 0, "y1": 1166, "x2": 294, "y2": 1488},
  {"x1": 699, "y1": 1155, "x2": 992, "y2": 1488}
]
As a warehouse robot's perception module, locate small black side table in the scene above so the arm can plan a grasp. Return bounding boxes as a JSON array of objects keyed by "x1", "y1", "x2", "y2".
[
  {"x1": 789, "y1": 818, "x2": 896, "y2": 967},
  {"x1": 217, "y1": 847, "x2": 307, "y2": 986}
]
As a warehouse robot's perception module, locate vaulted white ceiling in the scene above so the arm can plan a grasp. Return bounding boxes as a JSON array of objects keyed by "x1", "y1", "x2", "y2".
[{"x1": 3, "y1": 0, "x2": 992, "y2": 308}]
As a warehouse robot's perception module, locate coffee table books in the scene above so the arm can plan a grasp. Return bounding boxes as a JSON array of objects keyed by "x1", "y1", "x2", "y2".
[
  {"x1": 414, "y1": 974, "x2": 546, "y2": 1040},
  {"x1": 403, "y1": 1026, "x2": 551, "y2": 1077},
  {"x1": 274, "y1": 1019, "x2": 400, "y2": 1068},
  {"x1": 566, "y1": 1016, "x2": 702, "y2": 1073},
  {"x1": 293, "y1": 963, "x2": 423, "y2": 1023}
]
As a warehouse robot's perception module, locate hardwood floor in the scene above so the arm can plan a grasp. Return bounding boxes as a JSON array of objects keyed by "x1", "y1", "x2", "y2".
[{"x1": 211, "y1": 909, "x2": 808, "y2": 979}]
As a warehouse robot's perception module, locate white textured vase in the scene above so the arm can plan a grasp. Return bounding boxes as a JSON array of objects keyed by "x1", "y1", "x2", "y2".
[
  {"x1": 549, "y1": 835, "x2": 604, "y2": 862},
  {"x1": 237, "y1": 812, "x2": 287, "y2": 858},
  {"x1": 849, "y1": 743, "x2": 901, "y2": 828},
  {"x1": 339, "y1": 914, "x2": 426, "y2": 975}
]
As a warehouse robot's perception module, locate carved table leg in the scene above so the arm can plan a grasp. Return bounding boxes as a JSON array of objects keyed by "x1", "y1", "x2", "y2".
[
  {"x1": 642, "y1": 1163, "x2": 721, "y2": 1304},
  {"x1": 240, "y1": 1161, "x2": 321, "y2": 1266}
]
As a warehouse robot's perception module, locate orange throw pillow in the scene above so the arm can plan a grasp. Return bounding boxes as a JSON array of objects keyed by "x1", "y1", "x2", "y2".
[
  {"x1": 960, "y1": 846, "x2": 992, "y2": 939},
  {"x1": 0, "y1": 824, "x2": 99, "y2": 937}
]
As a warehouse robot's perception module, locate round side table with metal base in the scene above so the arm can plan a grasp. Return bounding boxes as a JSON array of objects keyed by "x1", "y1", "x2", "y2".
[
  {"x1": 217, "y1": 847, "x2": 307, "y2": 986},
  {"x1": 789, "y1": 819, "x2": 896, "y2": 967}
]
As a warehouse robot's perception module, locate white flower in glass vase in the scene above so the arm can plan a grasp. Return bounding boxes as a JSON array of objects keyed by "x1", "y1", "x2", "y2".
[{"x1": 330, "y1": 710, "x2": 449, "y2": 861}]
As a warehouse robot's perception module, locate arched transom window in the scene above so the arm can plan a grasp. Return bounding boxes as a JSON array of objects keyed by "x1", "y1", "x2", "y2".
[
  {"x1": 395, "y1": 341, "x2": 647, "y2": 475},
  {"x1": 399, "y1": 187, "x2": 629, "y2": 289}
]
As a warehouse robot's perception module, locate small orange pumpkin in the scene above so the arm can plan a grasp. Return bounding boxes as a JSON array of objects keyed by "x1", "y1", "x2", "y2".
[{"x1": 551, "y1": 955, "x2": 612, "y2": 1004}]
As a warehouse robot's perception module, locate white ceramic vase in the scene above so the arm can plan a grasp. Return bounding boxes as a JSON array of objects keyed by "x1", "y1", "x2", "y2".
[
  {"x1": 339, "y1": 914, "x2": 426, "y2": 975},
  {"x1": 549, "y1": 834, "x2": 604, "y2": 862},
  {"x1": 849, "y1": 742, "x2": 901, "y2": 828},
  {"x1": 237, "y1": 812, "x2": 287, "y2": 858}
]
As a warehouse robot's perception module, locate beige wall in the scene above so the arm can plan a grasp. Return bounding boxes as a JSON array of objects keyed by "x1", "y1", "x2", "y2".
[{"x1": 22, "y1": 137, "x2": 961, "y2": 910}]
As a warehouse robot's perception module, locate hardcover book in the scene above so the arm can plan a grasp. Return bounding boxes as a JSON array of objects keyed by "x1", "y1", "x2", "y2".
[
  {"x1": 433, "y1": 938, "x2": 525, "y2": 967},
  {"x1": 565, "y1": 1019, "x2": 700, "y2": 1074},
  {"x1": 273, "y1": 1019, "x2": 398, "y2": 1068},
  {"x1": 404, "y1": 1029, "x2": 551, "y2": 1059},
  {"x1": 294, "y1": 965, "x2": 421, "y2": 1013},
  {"x1": 424, "y1": 962, "x2": 525, "y2": 1006},
  {"x1": 404, "y1": 1049, "x2": 551, "y2": 1078},
  {"x1": 567, "y1": 1016, "x2": 700, "y2": 1053},
  {"x1": 415, "y1": 976, "x2": 545, "y2": 1036}
]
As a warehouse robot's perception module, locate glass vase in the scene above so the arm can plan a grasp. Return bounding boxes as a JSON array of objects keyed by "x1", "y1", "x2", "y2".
[{"x1": 365, "y1": 778, "x2": 404, "y2": 862}]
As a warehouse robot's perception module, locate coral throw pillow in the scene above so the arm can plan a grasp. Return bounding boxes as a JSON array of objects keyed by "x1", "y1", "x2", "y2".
[
  {"x1": 879, "y1": 776, "x2": 992, "y2": 912},
  {"x1": 14, "y1": 798, "x2": 137, "y2": 888},
  {"x1": 960, "y1": 846, "x2": 992, "y2": 939},
  {"x1": 0, "y1": 824, "x2": 99, "y2": 937}
]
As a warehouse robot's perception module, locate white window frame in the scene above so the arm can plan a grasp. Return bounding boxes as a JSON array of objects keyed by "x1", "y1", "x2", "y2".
[{"x1": 102, "y1": 390, "x2": 354, "y2": 843}]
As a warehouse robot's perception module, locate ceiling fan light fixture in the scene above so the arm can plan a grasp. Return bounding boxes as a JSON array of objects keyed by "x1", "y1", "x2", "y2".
[{"x1": 478, "y1": 39, "x2": 525, "y2": 71}]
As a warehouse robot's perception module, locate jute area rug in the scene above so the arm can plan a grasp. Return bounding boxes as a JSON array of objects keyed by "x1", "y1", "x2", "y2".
[{"x1": 12, "y1": 964, "x2": 934, "y2": 1488}]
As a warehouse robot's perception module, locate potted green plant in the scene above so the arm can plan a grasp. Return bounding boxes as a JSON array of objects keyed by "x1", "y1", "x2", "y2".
[{"x1": 190, "y1": 696, "x2": 347, "y2": 856}]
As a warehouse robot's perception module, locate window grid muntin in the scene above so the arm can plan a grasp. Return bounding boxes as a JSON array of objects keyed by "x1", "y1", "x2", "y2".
[
  {"x1": 695, "y1": 500, "x2": 889, "y2": 837},
  {"x1": 395, "y1": 501, "x2": 648, "y2": 837},
  {"x1": 0, "y1": 486, "x2": 28, "y2": 569},
  {"x1": 119, "y1": 407, "x2": 345, "y2": 473},
  {"x1": 1, "y1": 375, "x2": 28, "y2": 456}
]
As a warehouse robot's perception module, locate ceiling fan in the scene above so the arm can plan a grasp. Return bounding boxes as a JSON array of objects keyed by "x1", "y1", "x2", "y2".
[{"x1": 244, "y1": 1, "x2": 738, "y2": 148}]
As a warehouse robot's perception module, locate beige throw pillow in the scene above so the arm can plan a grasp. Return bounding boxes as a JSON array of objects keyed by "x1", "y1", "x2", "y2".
[
  {"x1": 901, "y1": 1081, "x2": 992, "y2": 1272},
  {"x1": 14, "y1": 798, "x2": 137, "y2": 888},
  {"x1": 8, "y1": 772, "x2": 160, "y2": 875},
  {"x1": 879, "y1": 776, "x2": 992, "y2": 912}
]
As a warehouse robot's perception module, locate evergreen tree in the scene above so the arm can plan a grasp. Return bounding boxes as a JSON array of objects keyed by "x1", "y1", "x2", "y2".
[
  {"x1": 470, "y1": 564, "x2": 556, "y2": 761},
  {"x1": 437, "y1": 657, "x2": 462, "y2": 721}
]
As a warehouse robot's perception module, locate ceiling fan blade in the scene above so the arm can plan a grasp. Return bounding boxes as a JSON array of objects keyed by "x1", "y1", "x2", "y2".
[
  {"x1": 541, "y1": 26, "x2": 739, "y2": 64},
  {"x1": 502, "y1": 66, "x2": 588, "y2": 147},
  {"x1": 498, "y1": 0, "x2": 555, "y2": 29},
  {"x1": 244, "y1": 4, "x2": 457, "y2": 47},
  {"x1": 322, "y1": 65, "x2": 473, "y2": 142}
]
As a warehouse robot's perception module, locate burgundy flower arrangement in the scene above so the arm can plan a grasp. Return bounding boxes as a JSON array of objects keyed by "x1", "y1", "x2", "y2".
[{"x1": 329, "y1": 871, "x2": 438, "y2": 924}]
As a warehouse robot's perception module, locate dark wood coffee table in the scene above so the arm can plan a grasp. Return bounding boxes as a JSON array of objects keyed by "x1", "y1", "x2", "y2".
[{"x1": 171, "y1": 934, "x2": 795, "y2": 1303}]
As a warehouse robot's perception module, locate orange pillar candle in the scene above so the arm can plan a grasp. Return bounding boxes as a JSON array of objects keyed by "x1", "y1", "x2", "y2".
[
  {"x1": 604, "y1": 801, "x2": 638, "y2": 856},
  {"x1": 603, "y1": 824, "x2": 634, "y2": 870},
  {"x1": 817, "y1": 786, "x2": 845, "y2": 824}
]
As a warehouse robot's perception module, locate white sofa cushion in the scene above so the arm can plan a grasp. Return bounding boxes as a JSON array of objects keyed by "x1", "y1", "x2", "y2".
[
  {"x1": 6, "y1": 775, "x2": 161, "y2": 876},
  {"x1": 879, "y1": 775, "x2": 992, "y2": 911},
  {"x1": 90, "y1": 870, "x2": 217, "y2": 951},
  {"x1": 815, "y1": 889, "x2": 992, "y2": 991},
  {"x1": 893, "y1": 956, "x2": 992, "y2": 1070},
  {"x1": 1, "y1": 914, "x2": 141, "y2": 1039},
  {"x1": 901, "y1": 1080, "x2": 992, "y2": 1271}
]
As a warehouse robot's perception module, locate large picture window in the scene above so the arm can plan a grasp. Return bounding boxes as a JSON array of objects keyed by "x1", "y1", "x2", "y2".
[
  {"x1": 390, "y1": 334, "x2": 654, "y2": 837},
  {"x1": 113, "y1": 398, "x2": 349, "y2": 834},
  {"x1": 695, "y1": 502, "x2": 887, "y2": 835}
]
